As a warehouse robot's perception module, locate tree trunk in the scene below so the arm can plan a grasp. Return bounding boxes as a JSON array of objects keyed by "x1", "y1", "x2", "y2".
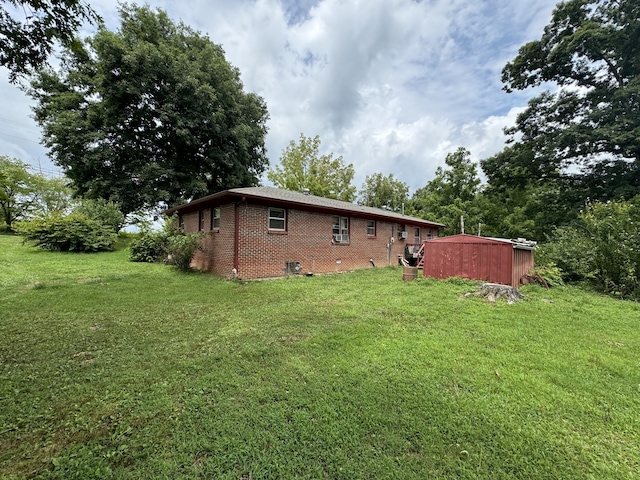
[{"x1": 465, "y1": 283, "x2": 524, "y2": 304}]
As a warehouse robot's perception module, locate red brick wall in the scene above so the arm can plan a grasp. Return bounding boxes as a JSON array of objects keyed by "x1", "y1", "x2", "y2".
[
  {"x1": 190, "y1": 204, "x2": 236, "y2": 276},
  {"x1": 181, "y1": 200, "x2": 437, "y2": 279},
  {"x1": 179, "y1": 210, "x2": 199, "y2": 233}
]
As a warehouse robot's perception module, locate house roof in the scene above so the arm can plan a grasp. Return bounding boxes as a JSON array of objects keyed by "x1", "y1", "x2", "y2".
[{"x1": 164, "y1": 186, "x2": 445, "y2": 228}]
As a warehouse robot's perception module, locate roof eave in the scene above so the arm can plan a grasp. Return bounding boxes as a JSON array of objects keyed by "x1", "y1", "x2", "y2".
[
  {"x1": 164, "y1": 189, "x2": 445, "y2": 228},
  {"x1": 163, "y1": 190, "x2": 233, "y2": 215}
]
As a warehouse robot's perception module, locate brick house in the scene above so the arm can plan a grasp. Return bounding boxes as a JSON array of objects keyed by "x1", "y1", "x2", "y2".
[{"x1": 164, "y1": 186, "x2": 444, "y2": 279}]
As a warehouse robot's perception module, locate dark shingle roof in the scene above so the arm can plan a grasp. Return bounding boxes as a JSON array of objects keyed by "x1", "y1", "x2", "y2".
[{"x1": 165, "y1": 186, "x2": 444, "y2": 228}]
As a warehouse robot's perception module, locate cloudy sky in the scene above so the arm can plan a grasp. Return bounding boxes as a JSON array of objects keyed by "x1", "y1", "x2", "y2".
[{"x1": 0, "y1": 0, "x2": 560, "y2": 195}]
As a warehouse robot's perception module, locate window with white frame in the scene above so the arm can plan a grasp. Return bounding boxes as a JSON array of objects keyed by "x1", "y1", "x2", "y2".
[
  {"x1": 268, "y1": 207, "x2": 286, "y2": 230},
  {"x1": 178, "y1": 214, "x2": 184, "y2": 230},
  {"x1": 414, "y1": 227, "x2": 421, "y2": 243},
  {"x1": 333, "y1": 215, "x2": 349, "y2": 242},
  {"x1": 199, "y1": 210, "x2": 206, "y2": 231},
  {"x1": 211, "y1": 207, "x2": 220, "y2": 229},
  {"x1": 367, "y1": 220, "x2": 376, "y2": 237}
]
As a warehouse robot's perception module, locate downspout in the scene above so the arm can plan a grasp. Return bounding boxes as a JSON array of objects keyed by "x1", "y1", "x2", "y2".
[
  {"x1": 234, "y1": 201, "x2": 240, "y2": 272},
  {"x1": 388, "y1": 225, "x2": 395, "y2": 265}
]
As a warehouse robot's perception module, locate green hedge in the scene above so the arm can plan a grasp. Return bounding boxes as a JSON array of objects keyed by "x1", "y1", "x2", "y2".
[{"x1": 15, "y1": 214, "x2": 117, "y2": 252}]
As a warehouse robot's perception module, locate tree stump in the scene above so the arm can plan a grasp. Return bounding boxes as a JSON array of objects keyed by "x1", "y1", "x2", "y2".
[{"x1": 465, "y1": 283, "x2": 524, "y2": 304}]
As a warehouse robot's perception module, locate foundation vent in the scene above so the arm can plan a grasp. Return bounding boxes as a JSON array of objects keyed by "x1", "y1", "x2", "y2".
[{"x1": 285, "y1": 261, "x2": 302, "y2": 274}]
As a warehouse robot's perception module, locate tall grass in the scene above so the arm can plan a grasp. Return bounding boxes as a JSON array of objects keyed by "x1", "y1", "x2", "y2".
[{"x1": 1, "y1": 235, "x2": 639, "y2": 479}]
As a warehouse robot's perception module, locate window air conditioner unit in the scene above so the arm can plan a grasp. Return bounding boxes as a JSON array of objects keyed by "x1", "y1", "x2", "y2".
[
  {"x1": 399, "y1": 231, "x2": 408, "y2": 239},
  {"x1": 334, "y1": 234, "x2": 350, "y2": 243},
  {"x1": 285, "y1": 261, "x2": 302, "y2": 274}
]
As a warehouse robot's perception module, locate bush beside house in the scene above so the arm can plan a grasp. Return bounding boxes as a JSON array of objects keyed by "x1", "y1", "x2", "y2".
[{"x1": 129, "y1": 217, "x2": 202, "y2": 271}]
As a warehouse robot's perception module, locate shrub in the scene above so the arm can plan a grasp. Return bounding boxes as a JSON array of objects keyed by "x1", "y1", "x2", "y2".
[
  {"x1": 538, "y1": 196, "x2": 640, "y2": 299},
  {"x1": 526, "y1": 264, "x2": 565, "y2": 288},
  {"x1": 536, "y1": 225, "x2": 596, "y2": 282},
  {"x1": 582, "y1": 198, "x2": 640, "y2": 298},
  {"x1": 128, "y1": 216, "x2": 203, "y2": 270},
  {"x1": 128, "y1": 231, "x2": 167, "y2": 263},
  {"x1": 165, "y1": 232, "x2": 202, "y2": 271},
  {"x1": 15, "y1": 214, "x2": 117, "y2": 252}
]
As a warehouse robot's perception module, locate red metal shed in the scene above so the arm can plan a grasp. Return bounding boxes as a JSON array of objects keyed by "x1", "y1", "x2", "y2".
[{"x1": 422, "y1": 234, "x2": 535, "y2": 287}]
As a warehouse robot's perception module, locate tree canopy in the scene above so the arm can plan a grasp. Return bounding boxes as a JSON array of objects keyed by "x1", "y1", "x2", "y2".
[
  {"x1": 29, "y1": 4, "x2": 269, "y2": 215},
  {"x1": 358, "y1": 173, "x2": 409, "y2": 212},
  {"x1": 267, "y1": 133, "x2": 356, "y2": 201},
  {"x1": 480, "y1": 0, "x2": 640, "y2": 239},
  {"x1": 0, "y1": 0, "x2": 100, "y2": 82},
  {"x1": 29, "y1": 175, "x2": 73, "y2": 217},
  {"x1": 0, "y1": 155, "x2": 73, "y2": 229},
  {"x1": 496, "y1": 0, "x2": 640, "y2": 197},
  {"x1": 411, "y1": 148, "x2": 484, "y2": 236},
  {"x1": 1, "y1": 156, "x2": 36, "y2": 229}
]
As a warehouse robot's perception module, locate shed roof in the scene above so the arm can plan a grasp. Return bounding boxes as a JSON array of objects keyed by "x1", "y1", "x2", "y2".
[
  {"x1": 165, "y1": 186, "x2": 444, "y2": 228},
  {"x1": 426, "y1": 234, "x2": 536, "y2": 250}
]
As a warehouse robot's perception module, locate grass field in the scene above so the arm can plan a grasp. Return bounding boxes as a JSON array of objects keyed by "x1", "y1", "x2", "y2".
[{"x1": 1, "y1": 234, "x2": 639, "y2": 479}]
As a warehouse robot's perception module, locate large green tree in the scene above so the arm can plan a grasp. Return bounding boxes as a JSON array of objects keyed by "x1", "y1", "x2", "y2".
[
  {"x1": 411, "y1": 148, "x2": 485, "y2": 236},
  {"x1": 358, "y1": 173, "x2": 409, "y2": 212},
  {"x1": 480, "y1": 143, "x2": 583, "y2": 240},
  {"x1": 29, "y1": 4, "x2": 269, "y2": 215},
  {"x1": 0, "y1": 155, "x2": 38, "y2": 229},
  {"x1": 268, "y1": 133, "x2": 356, "y2": 201},
  {"x1": 493, "y1": 0, "x2": 640, "y2": 203},
  {"x1": 0, "y1": 0, "x2": 100, "y2": 82},
  {"x1": 0, "y1": 155, "x2": 71, "y2": 229},
  {"x1": 30, "y1": 175, "x2": 73, "y2": 217}
]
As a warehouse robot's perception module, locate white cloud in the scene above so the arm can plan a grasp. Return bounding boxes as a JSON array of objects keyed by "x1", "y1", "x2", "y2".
[{"x1": 0, "y1": 0, "x2": 560, "y2": 190}]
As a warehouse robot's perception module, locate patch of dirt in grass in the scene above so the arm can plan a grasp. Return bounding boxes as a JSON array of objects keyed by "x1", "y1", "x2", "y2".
[
  {"x1": 193, "y1": 453, "x2": 209, "y2": 468},
  {"x1": 25, "y1": 280, "x2": 63, "y2": 290},
  {"x1": 72, "y1": 351, "x2": 95, "y2": 363},
  {"x1": 77, "y1": 277, "x2": 102, "y2": 283},
  {"x1": 278, "y1": 334, "x2": 308, "y2": 344},
  {"x1": 446, "y1": 380, "x2": 473, "y2": 397}
]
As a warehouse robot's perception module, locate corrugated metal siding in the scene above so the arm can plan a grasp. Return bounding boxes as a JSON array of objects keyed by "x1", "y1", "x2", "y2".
[
  {"x1": 511, "y1": 248, "x2": 534, "y2": 287},
  {"x1": 423, "y1": 234, "x2": 534, "y2": 287},
  {"x1": 423, "y1": 240, "x2": 513, "y2": 285}
]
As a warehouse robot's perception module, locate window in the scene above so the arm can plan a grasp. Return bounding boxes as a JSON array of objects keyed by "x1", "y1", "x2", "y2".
[
  {"x1": 178, "y1": 214, "x2": 184, "y2": 230},
  {"x1": 367, "y1": 220, "x2": 376, "y2": 237},
  {"x1": 333, "y1": 216, "x2": 349, "y2": 242},
  {"x1": 268, "y1": 207, "x2": 286, "y2": 230},
  {"x1": 211, "y1": 207, "x2": 220, "y2": 229},
  {"x1": 414, "y1": 227, "x2": 421, "y2": 243},
  {"x1": 199, "y1": 210, "x2": 206, "y2": 231}
]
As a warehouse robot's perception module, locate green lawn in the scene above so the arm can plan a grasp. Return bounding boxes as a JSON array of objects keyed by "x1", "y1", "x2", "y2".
[{"x1": 1, "y1": 234, "x2": 639, "y2": 479}]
